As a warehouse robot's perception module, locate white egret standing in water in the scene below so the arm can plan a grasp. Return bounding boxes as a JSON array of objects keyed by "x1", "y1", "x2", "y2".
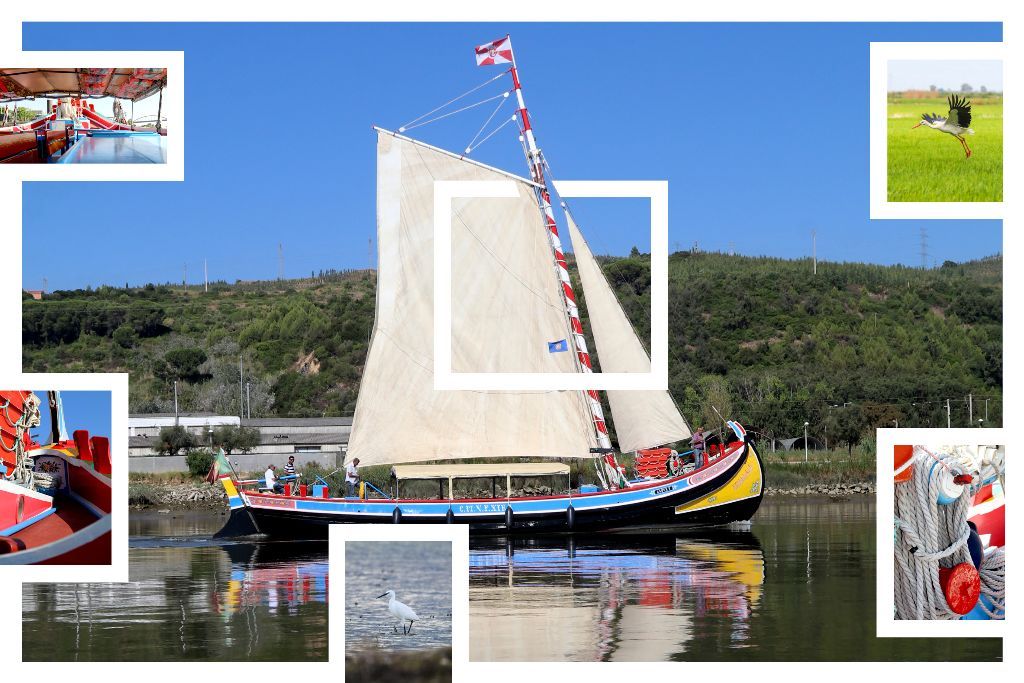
[{"x1": 377, "y1": 589, "x2": 418, "y2": 634}]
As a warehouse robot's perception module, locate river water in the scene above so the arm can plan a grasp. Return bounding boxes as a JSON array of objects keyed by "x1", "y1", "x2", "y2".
[
  {"x1": 21, "y1": 499, "x2": 1002, "y2": 662},
  {"x1": 468, "y1": 497, "x2": 1003, "y2": 661},
  {"x1": 21, "y1": 511, "x2": 328, "y2": 662}
]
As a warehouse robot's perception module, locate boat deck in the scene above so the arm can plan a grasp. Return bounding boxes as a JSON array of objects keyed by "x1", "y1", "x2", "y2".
[
  {"x1": 57, "y1": 130, "x2": 166, "y2": 164},
  {"x1": 5, "y1": 496, "x2": 97, "y2": 551}
]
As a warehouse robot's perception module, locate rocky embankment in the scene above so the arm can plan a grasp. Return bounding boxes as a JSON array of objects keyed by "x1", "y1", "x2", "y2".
[
  {"x1": 129, "y1": 481, "x2": 228, "y2": 510},
  {"x1": 765, "y1": 482, "x2": 876, "y2": 497}
]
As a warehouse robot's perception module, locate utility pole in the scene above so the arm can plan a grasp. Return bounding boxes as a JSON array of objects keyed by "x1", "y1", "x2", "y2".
[
  {"x1": 812, "y1": 229, "x2": 817, "y2": 275},
  {"x1": 985, "y1": 398, "x2": 989, "y2": 422},
  {"x1": 803, "y1": 421, "x2": 809, "y2": 463},
  {"x1": 204, "y1": 259, "x2": 208, "y2": 293},
  {"x1": 173, "y1": 380, "x2": 179, "y2": 426},
  {"x1": 968, "y1": 393, "x2": 973, "y2": 425},
  {"x1": 246, "y1": 382, "x2": 251, "y2": 419},
  {"x1": 946, "y1": 398, "x2": 951, "y2": 428},
  {"x1": 239, "y1": 356, "x2": 244, "y2": 420}
]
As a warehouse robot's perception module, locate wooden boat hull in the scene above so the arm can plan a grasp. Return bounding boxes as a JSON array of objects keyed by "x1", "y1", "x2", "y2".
[{"x1": 216, "y1": 440, "x2": 765, "y2": 539}]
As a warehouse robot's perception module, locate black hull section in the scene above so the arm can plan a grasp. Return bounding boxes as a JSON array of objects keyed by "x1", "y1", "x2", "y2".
[{"x1": 217, "y1": 443, "x2": 765, "y2": 540}]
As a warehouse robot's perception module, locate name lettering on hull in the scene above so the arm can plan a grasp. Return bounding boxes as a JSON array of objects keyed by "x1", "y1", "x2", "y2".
[{"x1": 455, "y1": 503, "x2": 508, "y2": 514}]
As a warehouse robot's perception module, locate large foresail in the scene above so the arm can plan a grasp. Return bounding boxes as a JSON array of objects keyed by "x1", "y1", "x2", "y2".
[
  {"x1": 347, "y1": 132, "x2": 596, "y2": 467},
  {"x1": 565, "y1": 212, "x2": 691, "y2": 452}
]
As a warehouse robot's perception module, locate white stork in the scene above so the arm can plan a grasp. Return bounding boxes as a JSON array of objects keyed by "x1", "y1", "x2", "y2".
[{"x1": 912, "y1": 94, "x2": 974, "y2": 158}]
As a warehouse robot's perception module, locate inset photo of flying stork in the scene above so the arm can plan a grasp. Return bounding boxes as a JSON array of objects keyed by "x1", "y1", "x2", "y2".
[
  {"x1": 886, "y1": 58, "x2": 1002, "y2": 203},
  {"x1": 912, "y1": 94, "x2": 974, "y2": 158}
]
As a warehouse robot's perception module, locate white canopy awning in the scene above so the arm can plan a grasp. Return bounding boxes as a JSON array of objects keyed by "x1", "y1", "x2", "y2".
[{"x1": 391, "y1": 462, "x2": 570, "y2": 480}]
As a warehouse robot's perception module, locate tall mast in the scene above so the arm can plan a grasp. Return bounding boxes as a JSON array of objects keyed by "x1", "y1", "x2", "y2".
[{"x1": 507, "y1": 41, "x2": 613, "y2": 451}]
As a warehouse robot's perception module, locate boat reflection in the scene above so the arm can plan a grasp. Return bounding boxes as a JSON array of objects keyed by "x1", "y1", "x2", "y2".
[
  {"x1": 469, "y1": 531, "x2": 764, "y2": 661},
  {"x1": 212, "y1": 541, "x2": 328, "y2": 618},
  {"x1": 23, "y1": 540, "x2": 328, "y2": 661}
]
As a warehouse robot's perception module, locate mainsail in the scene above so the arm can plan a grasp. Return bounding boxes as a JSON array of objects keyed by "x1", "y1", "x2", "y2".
[
  {"x1": 565, "y1": 211, "x2": 691, "y2": 452},
  {"x1": 347, "y1": 132, "x2": 597, "y2": 466}
]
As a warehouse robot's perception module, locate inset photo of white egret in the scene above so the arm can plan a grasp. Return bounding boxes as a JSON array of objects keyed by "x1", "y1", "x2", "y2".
[
  {"x1": 893, "y1": 444, "x2": 1004, "y2": 620},
  {"x1": 346, "y1": 541, "x2": 452, "y2": 683},
  {"x1": 887, "y1": 59, "x2": 1003, "y2": 202}
]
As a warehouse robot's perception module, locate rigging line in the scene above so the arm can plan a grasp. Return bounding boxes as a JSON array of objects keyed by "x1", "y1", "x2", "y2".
[
  {"x1": 402, "y1": 93, "x2": 509, "y2": 133},
  {"x1": 466, "y1": 115, "x2": 519, "y2": 156},
  {"x1": 399, "y1": 70, "x2": 509, "y2": 132},
  {"x1": 464, "y1": 95, "x2": 511, "y2": 153}
]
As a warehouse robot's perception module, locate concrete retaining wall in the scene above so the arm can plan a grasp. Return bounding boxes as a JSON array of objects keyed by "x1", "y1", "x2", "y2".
[{"x1": 129, "y1": 451, "x2": 343, "y2": 474}]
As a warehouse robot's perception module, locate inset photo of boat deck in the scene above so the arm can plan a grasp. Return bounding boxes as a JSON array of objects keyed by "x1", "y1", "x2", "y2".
[{"x1": 1, "y1": 68, "x2": 167, "y2": 164}]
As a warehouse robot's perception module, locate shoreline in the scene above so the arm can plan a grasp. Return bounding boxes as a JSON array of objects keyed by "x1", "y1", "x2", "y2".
[
  {"x1": 129, "y1": 478, "x2": 876, "y2": 511},
  {"x1": 346, "y1": 645, "x2": 452, "y2": 683}
]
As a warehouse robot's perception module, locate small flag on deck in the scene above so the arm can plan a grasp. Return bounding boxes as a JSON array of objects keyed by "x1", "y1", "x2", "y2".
[
  {"x1": 548, "y1": 339, "x2": 568, "y2": 353},
  {"x1": 475, "y1": 35, "x2": 514, "y2": 66}
]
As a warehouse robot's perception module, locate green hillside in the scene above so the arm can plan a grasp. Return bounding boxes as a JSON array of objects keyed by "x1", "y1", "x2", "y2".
[{"x1": 23, "y1": 253, "x2": 1002, "y2": 447}]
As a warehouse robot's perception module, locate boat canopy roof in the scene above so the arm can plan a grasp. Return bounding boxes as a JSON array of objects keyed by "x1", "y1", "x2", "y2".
[
  {"x1": 1, "y1": 68, "x2": 167, "y2": 103},
  {"x1": 391, "y1": 462, "x2": 570, "y2": 480}
]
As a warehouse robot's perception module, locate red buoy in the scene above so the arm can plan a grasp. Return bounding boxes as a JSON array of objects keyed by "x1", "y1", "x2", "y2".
[
  {"x1": 894, "y1": 445, "x2": 913, "y2": 483},
  {"x1": 939, "y1": 563, "x2": 981, "y2": 615}
]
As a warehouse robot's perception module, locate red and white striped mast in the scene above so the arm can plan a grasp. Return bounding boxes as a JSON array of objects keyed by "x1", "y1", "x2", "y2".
[{"x1": 478, "y1": 35, "x2": 614, "y2": 455}]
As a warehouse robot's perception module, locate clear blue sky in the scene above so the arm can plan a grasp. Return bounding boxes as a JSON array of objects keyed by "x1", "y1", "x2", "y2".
[
  {"x1": 22, "y1": 22, "x2": 1002, "y2": 291},
  {"x1": 30, "y1": 390, "x2": 111, "y2": 445}
]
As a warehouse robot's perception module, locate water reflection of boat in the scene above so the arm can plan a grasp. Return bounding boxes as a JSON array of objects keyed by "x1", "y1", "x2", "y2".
[
  {"x1": 22, "y1": 539, "x2": 329, "y2": 661},
  {"x1": 212, "y1": 542, "x2": 328, "y2": 619},
  {"x1": 469, "y1": 531, "x2": 764, "y2": 661}
]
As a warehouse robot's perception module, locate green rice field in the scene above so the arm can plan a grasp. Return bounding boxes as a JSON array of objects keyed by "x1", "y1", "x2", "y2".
[{"x1": 887, "y1": 94, "x2": 1002, "y2": 202}]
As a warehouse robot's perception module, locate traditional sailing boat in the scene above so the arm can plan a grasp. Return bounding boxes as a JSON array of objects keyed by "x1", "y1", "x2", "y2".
[{"x1": 216, "y1": 36, "x2": 764, "y2": 538}]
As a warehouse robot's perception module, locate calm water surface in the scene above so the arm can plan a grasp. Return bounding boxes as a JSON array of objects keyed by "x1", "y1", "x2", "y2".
[
  {"x1": 469, "y1": 497, "x2": 1003, "y2": 661},
  {"x1": 346, "y1": 541, "x2": 453, "y2": 653},
  {"x1": 22, "y1": 511, "x2": 328, "y2": 661}
]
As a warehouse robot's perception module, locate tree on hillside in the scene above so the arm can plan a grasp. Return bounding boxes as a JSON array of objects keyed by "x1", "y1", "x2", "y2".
[
  {"x1": 213, "y1": 425, "x2": 261, "y2": 454},
  {"x1": 155, "y1": 425, "x2": 195, "y2": 456},
  {"x1": 830, "y1": 405, "x2": 866, "y2": 455},
  {"x1": 961, "y1": 83, "x2": 973, "y2": 93},
  {"x1": 698, "y1": 375, "x2": 732, "y2": 432}
]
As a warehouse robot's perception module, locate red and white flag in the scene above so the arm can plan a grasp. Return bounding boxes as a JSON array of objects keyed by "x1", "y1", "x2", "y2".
[{"x1": 475, "y1": 35, "x2": 514, "y2": 66}]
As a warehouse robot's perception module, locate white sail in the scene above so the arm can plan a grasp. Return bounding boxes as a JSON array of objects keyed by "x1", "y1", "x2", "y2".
[
  {"x1": 347, "y1": 132, "x2": 596, "y2": 466},
  {"x1": 565, "y1": 211, "x2": 691, "y2": 452}
]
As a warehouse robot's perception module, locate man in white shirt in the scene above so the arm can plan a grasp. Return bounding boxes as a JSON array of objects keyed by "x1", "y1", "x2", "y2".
[
  {"x1": 345, "y1": 458, "x2": 361, "y2": 498},
  {"x1": 265, "y1": 464, "x2": 284, "y2": 494}
]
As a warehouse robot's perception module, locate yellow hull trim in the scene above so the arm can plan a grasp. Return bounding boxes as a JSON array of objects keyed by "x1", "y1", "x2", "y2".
[{"x1": 675, "y1": 444, "x2": 764, "y2": 515}]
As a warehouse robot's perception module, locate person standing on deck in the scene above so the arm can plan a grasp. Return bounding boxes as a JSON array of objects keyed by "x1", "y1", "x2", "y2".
[
  {"x1": 692, "y1": 427, "x2": 706, "y2": 461},
  {"x1": 345, "y1": 457, "x2": 361, "y2": 498},
  {"x1": 282, "y1": 455, "x2": 297, "y2": 493}
]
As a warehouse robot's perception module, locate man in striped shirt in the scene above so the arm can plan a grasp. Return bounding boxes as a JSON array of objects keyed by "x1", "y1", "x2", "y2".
[{"x1": 284, "y1": 455, "x2": 297, "y2": 476}]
